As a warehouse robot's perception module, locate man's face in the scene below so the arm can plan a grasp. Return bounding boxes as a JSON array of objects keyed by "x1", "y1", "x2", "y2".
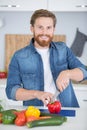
[{"x1": 31, "y1": 17, "x2": 55, "y2": 48}]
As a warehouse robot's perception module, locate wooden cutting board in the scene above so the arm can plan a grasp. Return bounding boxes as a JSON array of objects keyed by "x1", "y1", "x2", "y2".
[{"x1": 5, "y1": 34, "x2": 66, "y2": 72}]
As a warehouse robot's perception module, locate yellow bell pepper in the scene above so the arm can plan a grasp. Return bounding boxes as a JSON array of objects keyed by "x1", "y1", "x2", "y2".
[{"x1": 25, "y1": 106, "x2": 40, "y2": 118}]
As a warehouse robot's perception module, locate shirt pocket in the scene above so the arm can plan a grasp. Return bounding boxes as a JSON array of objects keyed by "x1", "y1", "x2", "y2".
[
  {"x1": 21, "y1": 73, "x2": 36, "y2": 89},
  {"x1": 56, "y1": 61, "x2": 68, "y2": 72}
]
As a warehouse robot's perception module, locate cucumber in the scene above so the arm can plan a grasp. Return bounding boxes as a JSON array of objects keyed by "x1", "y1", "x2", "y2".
[
  {"x1": 40, "y1": 112, "x2": 61, "y2": 117},
  {"x1": 26, "y1": 116, "x2": 67, "y2": 128}
]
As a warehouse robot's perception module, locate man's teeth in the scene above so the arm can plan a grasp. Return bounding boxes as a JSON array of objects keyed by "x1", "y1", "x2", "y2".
[{"x1": 40, "y1": 36, "x2": 48, "y2": 39}]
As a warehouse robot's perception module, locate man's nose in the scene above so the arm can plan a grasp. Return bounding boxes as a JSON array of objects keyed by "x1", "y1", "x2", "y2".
[{"x1": 42, "y1": 28, "x2": 47, "y2": 35}]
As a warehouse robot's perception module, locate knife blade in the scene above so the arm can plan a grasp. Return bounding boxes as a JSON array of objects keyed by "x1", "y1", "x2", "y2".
[{"x1": 51, "y1": 90, "x2": 60, "y2": 103}]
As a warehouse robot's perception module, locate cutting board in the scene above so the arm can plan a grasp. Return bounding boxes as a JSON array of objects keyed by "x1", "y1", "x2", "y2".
[
  {"x1": 5, "y1": 34, "x2": 66, "y2": 72},
  {"x1": 40, "y1": 109, "x2": 76, "y2": 117}
]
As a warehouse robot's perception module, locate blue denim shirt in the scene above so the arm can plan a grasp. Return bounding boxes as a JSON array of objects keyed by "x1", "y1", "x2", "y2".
[{"x1": 6, "y1": 38, "x2": 87, "y2": 107}]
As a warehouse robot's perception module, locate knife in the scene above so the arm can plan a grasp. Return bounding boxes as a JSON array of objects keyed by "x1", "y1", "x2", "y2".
[{"x1": 51, "y1": 89, "x2": 60, "y2": 103}]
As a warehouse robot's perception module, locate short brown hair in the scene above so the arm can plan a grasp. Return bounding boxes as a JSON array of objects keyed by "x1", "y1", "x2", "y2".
[{"x1": 30, "y1": 9, "x2": 57, "y2": 27}]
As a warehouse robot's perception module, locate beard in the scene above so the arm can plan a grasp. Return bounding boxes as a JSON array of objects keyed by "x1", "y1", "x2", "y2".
[{"x1": 34, "y1": 34, "x2": 53, "y2": 47}]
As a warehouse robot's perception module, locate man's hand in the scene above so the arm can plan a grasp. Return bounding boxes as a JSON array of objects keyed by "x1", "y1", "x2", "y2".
[
  {"x1": 56, "y1": 70, "x2": 70, "y2": 92},
  {"x1": 34, "y1": 91, "x2": 53, "y2": 105}
]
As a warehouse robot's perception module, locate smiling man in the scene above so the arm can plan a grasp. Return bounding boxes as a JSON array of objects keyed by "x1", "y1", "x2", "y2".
[{"x1": 6, "y1": 9, "x2": 87, "y2": 107}]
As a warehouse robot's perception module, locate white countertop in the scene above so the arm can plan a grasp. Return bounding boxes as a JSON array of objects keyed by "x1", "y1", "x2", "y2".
[{"x1": 0, "y1": 106, "x2": 87, "y2": 130}]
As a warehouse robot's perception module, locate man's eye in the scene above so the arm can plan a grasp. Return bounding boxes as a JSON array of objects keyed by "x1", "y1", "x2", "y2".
[
  {"x1": 47, "y1": 26, "x2": 52, "y2": 30},
  {"x1": 38, "y1": 26, "x2": 43, "y2": 29}
]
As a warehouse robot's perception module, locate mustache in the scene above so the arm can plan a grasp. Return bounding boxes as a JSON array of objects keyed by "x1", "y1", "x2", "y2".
[{"x1": 38, "y1": 34, "x2": 51, "y2": 38}]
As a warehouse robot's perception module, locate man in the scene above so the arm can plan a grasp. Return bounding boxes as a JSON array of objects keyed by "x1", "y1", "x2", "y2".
[{"x1": 6, "y1": 9, "x2": 87, "y2": 107}]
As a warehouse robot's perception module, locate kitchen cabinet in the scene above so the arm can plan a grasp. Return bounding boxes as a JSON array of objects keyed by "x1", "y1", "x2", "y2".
[
  {"x1": 0, "y1": 0, "x2": 47, "y2": 11},
  {"x1": 0, "y1": 0, "x2": 87, "y2": 12},
  {"x1": 48, "y1": 0, "x2": 87, "y2": 12}
]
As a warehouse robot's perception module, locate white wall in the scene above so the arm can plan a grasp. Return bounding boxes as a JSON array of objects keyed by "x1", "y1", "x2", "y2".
[{"x1": 0, "y1": 11, "x2": 87, "y2": 70}]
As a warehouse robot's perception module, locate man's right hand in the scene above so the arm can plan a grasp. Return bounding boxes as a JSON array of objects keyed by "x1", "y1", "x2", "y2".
[{"x1": 34, "y1": 91, "x2": 53, "y2": 106}]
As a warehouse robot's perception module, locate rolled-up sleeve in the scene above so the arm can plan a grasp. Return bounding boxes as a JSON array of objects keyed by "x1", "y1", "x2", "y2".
[
  {"x1": 78, "y1": 67, "x2": 87, "y2": 80},
  {"x1": 10, "y1": 85, "x2": 21, "y2": 100}
]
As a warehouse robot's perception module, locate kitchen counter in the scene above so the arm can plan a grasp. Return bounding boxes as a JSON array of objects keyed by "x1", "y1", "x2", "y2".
[{"x1": 0, "y1": 106, "x2": 87, "y2": 130}]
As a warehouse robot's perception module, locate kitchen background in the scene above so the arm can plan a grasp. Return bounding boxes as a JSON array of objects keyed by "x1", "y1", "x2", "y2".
[
  {"x1": 0, "y1": 0, "x2": 87, "y2": 109},
  {"x1": 0, "y1": 0, "x2": 87, "y2": 71}
]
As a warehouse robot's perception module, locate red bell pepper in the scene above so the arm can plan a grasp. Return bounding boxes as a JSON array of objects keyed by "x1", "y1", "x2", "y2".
[{"x1": 47, "y1": 101, "x2": 61, "y2": 114}]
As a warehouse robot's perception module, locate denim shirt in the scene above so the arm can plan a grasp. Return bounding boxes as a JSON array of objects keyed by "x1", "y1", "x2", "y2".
[{"x1": 6, "y1": 38, "x2": 87, "y2": 107}]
